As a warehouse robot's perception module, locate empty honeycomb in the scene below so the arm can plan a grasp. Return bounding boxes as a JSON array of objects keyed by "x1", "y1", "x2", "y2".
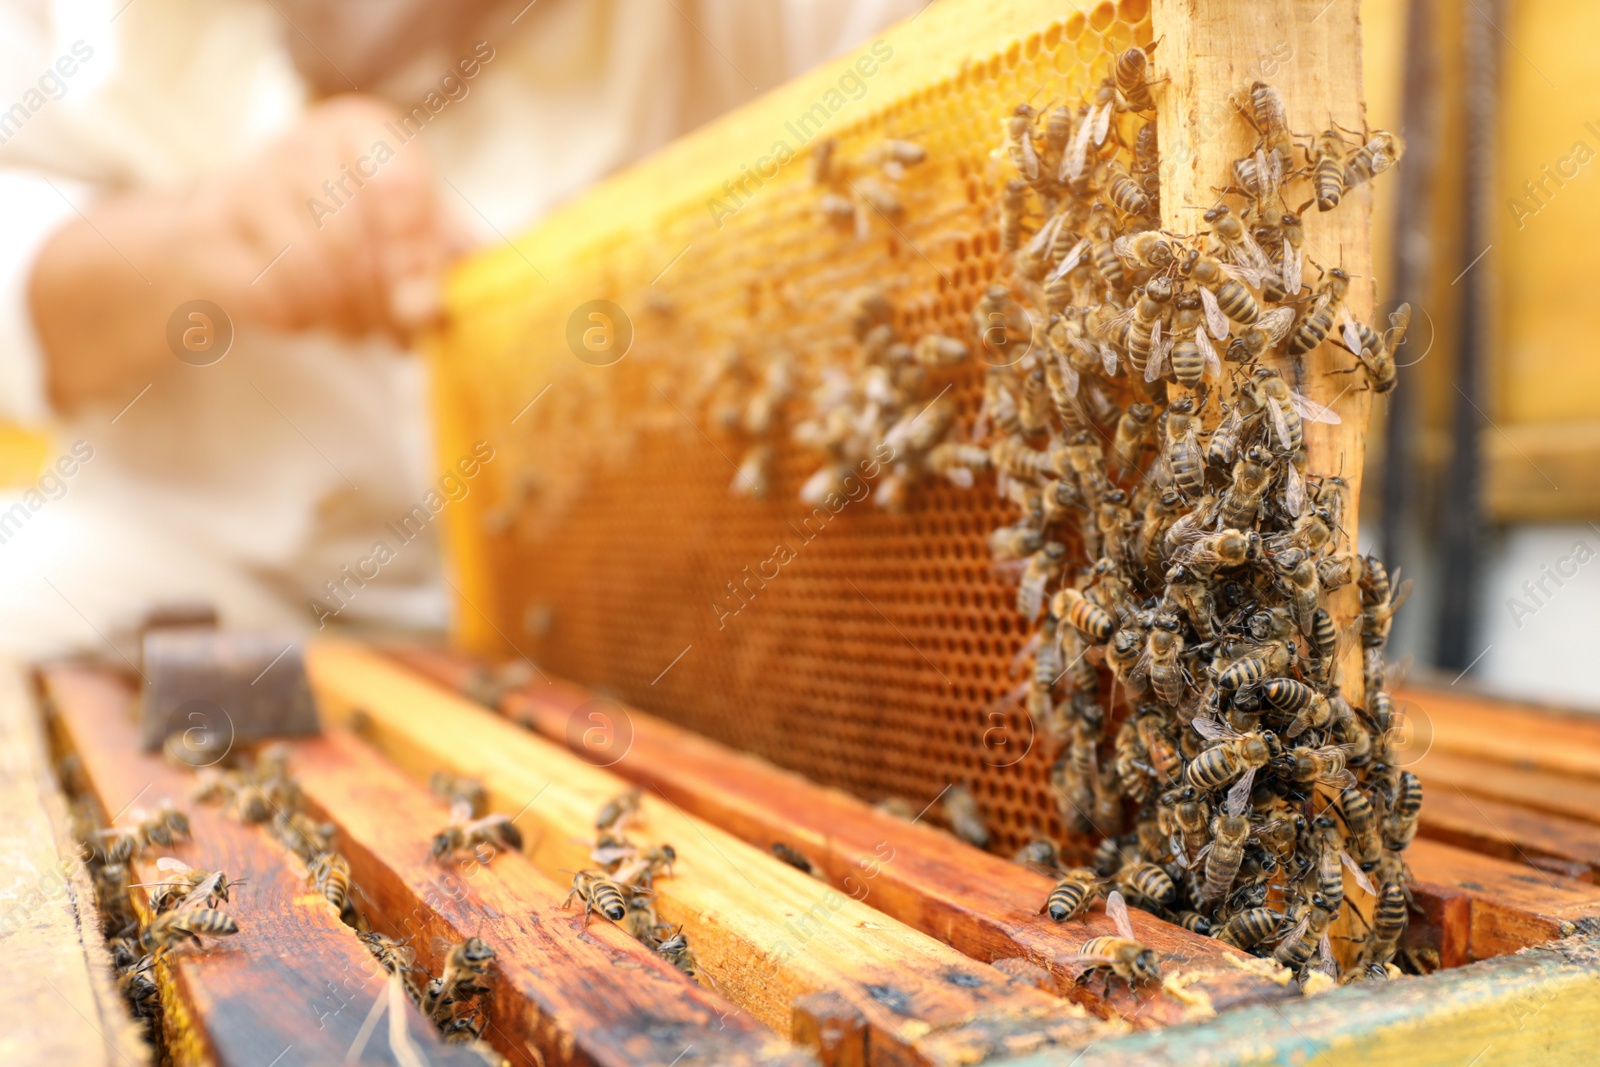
[{"x1": 438, "y1": 1, "x2": 1173, "y2": 855}]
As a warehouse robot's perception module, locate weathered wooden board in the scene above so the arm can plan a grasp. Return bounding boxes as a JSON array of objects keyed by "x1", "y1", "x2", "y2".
[
  {"x1": 1418, "y1": 787, "x2": 1600, "y2": 883},
  {"x1": 1413, "y1": 751, "x2": 1600, "y2": 827},
  {"x1": 393, "y1": 645, "x2": 1299, "y2": 1025},
  {"x1": 40, "y1": 665, "x2": 482, "y2": 1067},
  {"x1": 1405, "y1": 838, "x2": 1600, "y2": 961},
  {"x1": 0, "y1": 661, "x2": 145, "y2": 1066},
  {"x1": 991, "y1": 935, "x2": 1600, "y2": 1067},
  {"x1": 308, "y1": 641, "x2": 1105, "y2": 1067},
  {"x1": 289, "y1": 728, "x2": 810, "y2": 1067},
  {"x1": 1400, "y1": 685, "x2": 1600, "y2": 781}
]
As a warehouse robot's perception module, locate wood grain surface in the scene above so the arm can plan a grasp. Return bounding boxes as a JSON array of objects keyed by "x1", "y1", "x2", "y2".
[{"x1": 40, "y1": 665, "x2": 483, "y2": 1067}]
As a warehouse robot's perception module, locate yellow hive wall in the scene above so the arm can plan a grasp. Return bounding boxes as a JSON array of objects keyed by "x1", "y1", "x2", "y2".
[{"x1": 433, "y1": 0, "x2": 1201, "y2": 852}]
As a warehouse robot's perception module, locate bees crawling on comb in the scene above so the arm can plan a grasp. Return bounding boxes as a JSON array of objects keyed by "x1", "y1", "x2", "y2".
[{"x1": 955, "y1": 70, "x2": 1413, "y2": 986}]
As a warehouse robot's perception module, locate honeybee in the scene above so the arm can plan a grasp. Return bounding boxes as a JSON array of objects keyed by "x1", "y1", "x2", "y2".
[
  {"x1": 1113, "y1": 230, "x2": 1174, "y2": 272},
  {"x1": 1247, "y1": 81, "x2": 1294, "y2": 170},
  {"x1": 612, "y1": 844, "x2": 678, "y2": 887},
  {"x1": 769, "y1": 842, "x2": 818, "y2": 876},
  {"x1": 1138, "y1": 615, "x2": 1186, "y2": 707},
  {"x1": 308, "y1": 851, "x2": 352, "y2": 914},
  {"x1": 943, "y1": 784, "x2": 990, "y2": 849},
  {"x1": 1110, "y1": 402, "x2": 1158, "y2": 478},
  {"x1": 1366, "y1": 882, "x2": 1409, "y2": 968},
  {"x1": 1224, "y1": 306, "x2": 1297, "y2": 365},
  {"x1": 1286, "y1": 267, "x2": 1351, "y2": 356},
  {"x1": 431, "y1": 802, "x2": 524, "y2": 864},
  {"x1": 1220, "y1": 904, "x2": 1284, "y2": 951},
  {"x1": 1186, "y1": 718, "x2": 1276, "y2": 808},
  {"x1": 1160, "y1": 396, "x2": 1205, "y2": 498},
  {"x1": 142, "y1": 905, "x2": 239, "y2": 954},
  {"x1": 1382, "y1": 770, "x2": 1423, "y2": 851},
  {"x1": 1053, "y1": 587, "x2": 1114, "y2": 643},
  {"x1": 1103, "y1": 160, "x2": 1152, "y2": 217},
  {"x1": 1114, "y1": 42, "x2": 1159, "y2": 112},
  {"x1": 90, "y1": 826, "x2": 141, "y2": 865},
  {"x1": 271, "y1": 810, "x2": 336, "y2": 863},
  {"x1": 1305, "y1": 129, "x2": 1348, "y2": 212},
  {"x1": 1273, "y1": 903, "x2": 1334, "y2": 972},
  {"x1": 1043, "y1": 867, "x2": 1104, "y2": 922},
  {"x1": 913, "y1": 334, "x2": 970, "y2": 368},
  {"x1": 1188, "y1": 252, "x2": 1261, "y2": 329},
  {"x1": 425, "y1": 937, "x2": 496, "y2": 1019},
  {"x1": 1003, "y1": 105, "x2": 1041, "y2": 181},
  {"x1": 871, "y1": 137, "x2": 927, "y2": 177},
  {"x1": 1135, "y1": 712, "x2": 1182, "y2": 785},
  {"x1": 1171, "y1": 527, "x2": 1256, "y2": 577},
  {"x1": 1164, "y1": 292, "x2": 1218, "y2": 385},
  {"x1": 1017, "y1": 542, "x2": 1068, "y2": 620},
  {"x1": 1196, "y1": 789, "x2": 1251, "y2": 905},
  {"x1": 998, "y1": 178, "x2": 1031, "y2": 253},
  {"x1": 1176, "y1": 911, "x2": 1212, "y2": 936},
  {"x1": 818, "y1": 192, "x2": 857, "y2": 227},
  {"x1": 1358, "y1": 556, "x2": 1413, "y2": 649},
  {"x1": 1014, "y1": 838, "x2": 1060, "y2": 872},
  {"x1": 135, "y1": 857, "x2": 242, "y2": 912},
  {"x1": 1132, "y1": 120, "x2": 1160, "y2": 202},
  {"x1": 655, "y1": 927, "x2": 701, "y2": 980},
  {"x1": 596, "y1": 788, "x2": 642, "y2": 832},
  {"x1": 563, "y1": 870, "x2": 628, "y2": 925},
  {"x1": 1204, "y1": 204, "x2": 1276, "y2": 281},
  {"x1": 361, "y1": 931, "x2": 421, "y2": 978},
  {"x1": 1040, "y1": 105, "x2": 1075, "y2": 183},
  {"x1": 1252, "y1": 678, "x2": 1331, "y2": 740},
  {"x1": 230, "y1": 784, "x2": 272, "y2": 825},
  {"x1": 929, "y1": 442, "x2": 994, "y2": 488},
  {"x1": 1342, "y1": 129, "x2": 1405, "y2": 192},
  {"x1": 1335, "y1": 785, "x2": 1382, "y2": 869},
  {"x1": 1117, "y1": 860, "x2": 1176, "y2": 906},
  {"x1": 1246, "y1": 366, "x2": 1342, "y2": 454},
  {"x1": 1219, "y1": 447, "x2": 1272, "y2": 530},
  {"x1": 1067, "y1": 890, "x2": 1160, "y2": 985}
]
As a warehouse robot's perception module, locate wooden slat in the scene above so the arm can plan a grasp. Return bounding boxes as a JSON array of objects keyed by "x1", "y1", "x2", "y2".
[
  {"x1": 308, "y1": 641, "x2": 1104, "y2": 1067},
  {"x1": 1405, "y1": 838, "x2": 1600, "y2": 961},
  {"x1": 392, "y1": 646, "x2": 1298, "y2": 1025},
  {"x1": 1418, "y1": 788, "x2": 1600, "y2": 883},
  {"x1": 1413, "y1": 751, "x2": 1600, "y2": 827},
  {"x1": 288, "y1": 728, "x2": 809, "y2": 1067},
  {"x1": 1399, "y1": 685, "x2": 1600, "y2": 781},
  {"x1": 40, "y1": 665, "x2": 482, "y2": 1067},
  {"x1": 0, "y1": 662, "x2": 145, "y2": 1066},
  {"x1": 989, "y1": 934, "x2": 1600, "y2": 1067}
]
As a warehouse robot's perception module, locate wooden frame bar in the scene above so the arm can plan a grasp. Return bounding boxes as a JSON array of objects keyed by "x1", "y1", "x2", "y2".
[
  {"x1": 308, "y1": 642, "x2": 1103, "y2": 1067},
  {"x1": 288, "y1": 728, "x2": 809, "y2": 1067},
  {"x1": 391, "y1": 646, "x2": 1298, "y2": 1025},
  {"x1": 0, "y1": 661, "x2": 144, "y2": 1066},
  {"x1": 40, "y1": 665, "x2": 482, "y2": 1067}
]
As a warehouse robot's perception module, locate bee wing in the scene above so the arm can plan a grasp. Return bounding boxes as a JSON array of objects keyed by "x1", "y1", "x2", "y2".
[
  {"x1": 1111, "y1": 235, "x2": 1138, "y2": 268},
  {"x1": 1062, "y1": 950, "x2": 1119, "y2": 971},
  {"x1": 1103, "y1": 305, "x2": 1138, "y2": 338},
  {"x1": 468, "y1": 813, "x2": 514, "y2": 834},
  {"x1": 1282, "y1": 461, "x2": 1306, "y2": 516},
  {"x1": 1179, "y1": 427, "x2": 1202, "y2": 474},
  {"x1": 1191, "y1": 326, "x2": 1220, "y2": 380},
  {"x1": 1198, "y1": 287, "x2": 1230, "y2": 340},
  {"x1": 1049, "y1": 238, "x2": 1092, "y2": 282},
  {"x1": 1024, "y1": 214, "x2": 1066, "y2": 259},
  {"x1": 1386, "y1": 653, "x2": 1415, "y2": 690},
  {"x1": 1321, "y1": 768, "x2": 1358, "y2": 790},
  {"x1": 1289, "y1": 390, "x2": 1343, "y2": 425},
  {"x1": 450, "y1": 800, "x2": 475, "y2": 826},
  {"x1": 1189, "y1": 715, "x2": 1234, "y2": 742},
  {"x1": 1225, "y1": 766, "x2": 1258, "y2": 813},
  {"x1": 1280, "y1": 911, "x2": 1311, "y2": 946},
  {"x1": 1144, "y1": 319, "x2": 1167, "y2": 382},
  {"x1": 1099, "y1": 342, "x2": 1120, "y2": 377},
  {"x1": 1316, "y1": 933, "x2": 1338, "y2": 978},
  {"x1": 1019, "y1": 128, "x2": 1040, "y2": 179},
  {"x1": 1105, "y1": 888, "x2": 1136, "y2": 940},
  {"x1": 1257, "y1": 306, "x2": 1297, "y2": 345},
  {"x1": 1093, "y1": 100, "x2": 1113, "y2": 146},
  {"x1": 1282, "y1": 238, "x2": 1302, "y2": 295},
  {"x1": 1063, "y1": 113, "x2": 1095, "y2": 181},
  {"x1": 175, "y1": 870, "x2": 224, "y2": 911},
  {"x1": 156, "y1": 856, "x2": 195, "y2": 874},
  {"x1": 1265, "y1": 396, "x2": 1294, "y2": 452},
  {"x1": 1259, "y1": 148, "x2": 1281, "y2": 203},
  {"x1": 1338, "y1": 306, "x2": 1366, "y2": 355},
  {"x1": 1340, "y1": 849, "x2": 1377, "y2": 895},
  {"x1": 1389, "y1": 576, "x2": 1414, "y2": 614}
]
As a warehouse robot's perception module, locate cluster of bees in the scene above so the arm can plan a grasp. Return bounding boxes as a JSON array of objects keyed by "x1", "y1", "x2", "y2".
[
  {"x1": 60, "y1": 778, "x2": 240, "y2": 1031},
  {"x1": 190, "y1": 748, "x2": 508, "y2": 1062},
  {"x1": 963, "y1": 60, "x2": 1417, "y2": 984},
  {"x1": 569, "y1": 787, "x2": 702, "y2": 980},
  {"x1": 712, "y1": 47, "x2": 1418, "y2": 986}
]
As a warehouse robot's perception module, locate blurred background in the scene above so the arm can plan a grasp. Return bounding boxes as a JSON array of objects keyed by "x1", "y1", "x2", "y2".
[{"x1": 1, "y1": 0, "x2": 1596, "y2": 707}]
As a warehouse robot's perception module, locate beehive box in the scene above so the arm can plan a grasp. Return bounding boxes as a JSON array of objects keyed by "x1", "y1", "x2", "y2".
[{"x1": 11, "y1": 1, "x2": 1600, "y2": 1065}]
